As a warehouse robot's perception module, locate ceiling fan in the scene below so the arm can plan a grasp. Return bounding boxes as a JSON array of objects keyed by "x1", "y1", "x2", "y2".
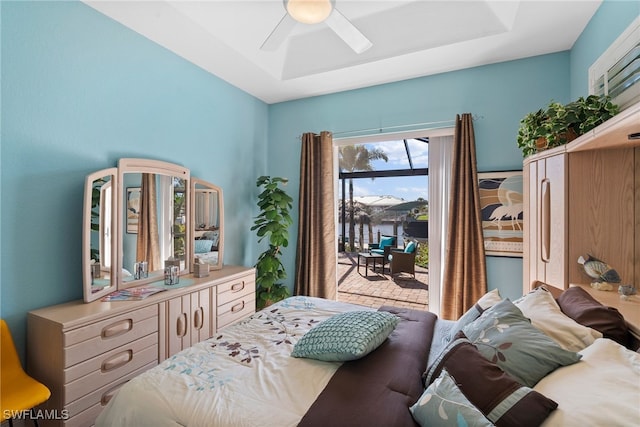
[{"x1": 261, "y1": 0, "x2": 372, "y2": 54}]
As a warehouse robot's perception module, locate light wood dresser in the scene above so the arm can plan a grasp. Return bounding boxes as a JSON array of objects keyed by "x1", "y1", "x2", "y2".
[{"x1": 27, "y1": 265, "x2": 255, "y2": 427}]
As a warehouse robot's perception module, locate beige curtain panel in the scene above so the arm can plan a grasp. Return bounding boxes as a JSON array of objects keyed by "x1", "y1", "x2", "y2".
[
  {"x1": 136, "y1": 173, "x2": 161, "y2": 271},
  {"x1": 295, "y1": 131, "x2": 337, "y2": 300},
  {"x1": 441, "y1": 114, "x2": 487, "y2": 320}
]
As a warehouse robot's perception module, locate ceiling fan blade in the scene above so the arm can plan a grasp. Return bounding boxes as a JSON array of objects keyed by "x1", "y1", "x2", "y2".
[
  {"x1": 325, "y1": 9, "x2": 372, "y2": 54},
  {"x1": 260, "y1": 14, "x2": 297, "y2": 51}
]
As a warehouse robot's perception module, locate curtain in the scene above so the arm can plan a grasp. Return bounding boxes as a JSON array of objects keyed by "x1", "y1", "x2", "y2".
[
  {"x1": 441, "y1": 114, "x2": 487, "y2": 320},
  {"x1": 427, "y1": 135, "x2": 454, "y2": 317},
  {"x1": 136, "y1": 173, "x2": 161, "y2": 271},
  {"x1": 295, "y1": 131, "x2": 337, "y2": 299}
]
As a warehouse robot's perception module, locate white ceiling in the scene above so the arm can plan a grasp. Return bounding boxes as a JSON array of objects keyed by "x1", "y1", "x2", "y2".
[{"x1": 84, "y1": 0, "x2": 602, "y2": 104}]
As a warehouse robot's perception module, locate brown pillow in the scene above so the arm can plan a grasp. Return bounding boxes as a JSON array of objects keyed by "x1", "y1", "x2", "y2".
[
  {"x1": 423, "y1": 332, "x2": 557, "y2": 427},
  {"x1": 557, "y1": 286, "x2": 629, "y2": 347}
]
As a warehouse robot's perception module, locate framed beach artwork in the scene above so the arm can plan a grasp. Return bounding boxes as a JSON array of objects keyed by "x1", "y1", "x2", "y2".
[
  {"x1": 478, "y1": 171, "x2": 523, "y2": 257},
  {"x1": 126, "y1": 187, "x2": 141, "y2": 234}
]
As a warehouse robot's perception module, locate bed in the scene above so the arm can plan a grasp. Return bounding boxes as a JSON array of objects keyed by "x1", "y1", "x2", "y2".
[{"x1": 96, "y1": 285, "x2": 640, "y2": 427}]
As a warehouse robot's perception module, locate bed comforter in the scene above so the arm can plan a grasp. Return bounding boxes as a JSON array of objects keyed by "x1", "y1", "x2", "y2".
[{"x1": 96, "y1": 297, "x2": 436, "y2": 427}]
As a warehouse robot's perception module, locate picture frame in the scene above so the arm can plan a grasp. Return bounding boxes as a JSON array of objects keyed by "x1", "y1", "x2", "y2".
[
  {"x1": 126, "y1": 187, "x2": 141, "y2": 234},
  {"x1": 478, "y1": 171, "x2": 523, "y2": 257}
]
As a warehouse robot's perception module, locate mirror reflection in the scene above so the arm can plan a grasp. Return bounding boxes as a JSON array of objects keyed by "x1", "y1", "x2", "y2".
[
  {"x1": 192, "y1": 179, "x2": 224, "y2": 270},
  {"x1": 121, "y1": 173, "x2": 187, "y2": 283},
  {"x1": 83, "y1": 168, "x2": 117, "y2": 302}
]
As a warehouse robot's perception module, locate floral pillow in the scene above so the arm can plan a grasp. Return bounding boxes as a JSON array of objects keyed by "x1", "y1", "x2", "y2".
[
  {"x1": 461, "y1": 299, "x2": 582, "y2": 387},
  {"x1": 448, "y1": 289, "x2": 502, "y2": 342},
  {"x1": 411, "y1": 368, "x2": 494, "y2": 427},
  {"x1": 423, "y1": 332, "x2": 558, "y2": 426}
]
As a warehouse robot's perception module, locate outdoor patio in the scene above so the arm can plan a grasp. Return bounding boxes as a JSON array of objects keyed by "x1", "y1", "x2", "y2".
[{"x1": 337, "y1": 252, "x2": 429, "y2": 311}]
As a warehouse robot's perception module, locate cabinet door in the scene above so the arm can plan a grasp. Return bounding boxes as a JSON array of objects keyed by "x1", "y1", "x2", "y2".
[
  {"x1": 190, "y1": 288, "x2": 212, "y2": 345},
  {"x1": 524, "y1": 153, "x2": 567, "y2": 292},
  {"x1": 166, "y1": 294, "x2": 192, "y2": 358},
  {"x1": 543, "y1": 153, "x2": 567, "y2": 287}
]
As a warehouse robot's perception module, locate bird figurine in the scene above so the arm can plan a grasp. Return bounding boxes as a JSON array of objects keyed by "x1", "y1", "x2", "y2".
[{"x1": 577, "y1": 254, "x2": 621, "y2": 290}]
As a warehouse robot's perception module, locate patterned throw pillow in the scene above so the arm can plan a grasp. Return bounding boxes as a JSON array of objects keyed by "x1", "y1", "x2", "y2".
[
  {"x1": 448, "y1": 289, "x2": 502, "y2": 342},
  {"x1": 423, "y1": 332, "x2": 558, "y2": 427},
  {"x1": 291, "y1": 311, "x2": 399, "y2": 362},
  {"x1": 462, "y1": 299, "x2": 582, "y2": 387},
  {"x1": 411, "y1": 369, "x2": 494, "y2": 427}
]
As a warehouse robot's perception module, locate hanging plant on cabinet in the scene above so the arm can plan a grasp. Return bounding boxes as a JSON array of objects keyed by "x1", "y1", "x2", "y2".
[
  {"x1": 251, "y1": 176, "x2": 293, "y2": 309},
  {"x1": 516, "y1": 95, "x2": 619, "y2": 158}
]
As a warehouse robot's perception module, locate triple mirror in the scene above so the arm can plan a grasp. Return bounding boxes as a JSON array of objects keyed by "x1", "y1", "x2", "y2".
[{"x1": 82, "y1": 159, "x2": 224, "y2": 302}]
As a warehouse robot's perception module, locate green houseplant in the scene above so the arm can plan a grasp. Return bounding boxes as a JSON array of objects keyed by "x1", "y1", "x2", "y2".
[
  {"x1": 252, "y1": 176, "x2": 293, "y2": 309},
  {"x1": 517, "y1": 95, "x2": 619, "y2": 158}
]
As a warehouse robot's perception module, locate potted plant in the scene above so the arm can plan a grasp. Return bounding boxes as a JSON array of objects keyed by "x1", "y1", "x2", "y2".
[
  {"x1": 251, "y1": 176, "x2": 293, "y2": 309},
  {"x1": 516, "y1": 95, "x2": 619, "y2": 158}
]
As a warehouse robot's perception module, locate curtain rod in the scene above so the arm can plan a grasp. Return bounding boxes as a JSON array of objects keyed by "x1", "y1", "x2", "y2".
[{"x1": 331, "y1": 114, "x2": 483, "y2": 138}]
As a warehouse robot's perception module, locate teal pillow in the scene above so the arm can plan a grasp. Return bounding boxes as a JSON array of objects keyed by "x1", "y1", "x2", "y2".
[
  {"x1": 291, "y1": 311, "x2": 399, "y2": 362},
  {"x1": 411, "y1": 369, "x2": 494, "y2": 427},
  {"x1": 194, "y1": 239, "x2": 213, "y2": 253},
  {"x1": 462, "y1": 299, "x2": 581, "y2": 387},
  {"x1": 379, "y1": 236, "x2": 395, "y2": 248},
  {"x1": 404, "y1": 241, "x2": 417, "y2": 253}
]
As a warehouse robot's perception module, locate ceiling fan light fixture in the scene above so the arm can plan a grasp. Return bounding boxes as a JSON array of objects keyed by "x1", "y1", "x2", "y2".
[{"x1": 286, "y1": 0, "x2": 333, "y2": 25}]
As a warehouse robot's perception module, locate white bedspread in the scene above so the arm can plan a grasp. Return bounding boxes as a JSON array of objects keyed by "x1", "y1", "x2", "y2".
[
  {"x1": 96, "y1": 297, "x2": 371, "y2": 427},
  {"x1": 536, "y1": 338, "x2": 640, "y2": 426}
]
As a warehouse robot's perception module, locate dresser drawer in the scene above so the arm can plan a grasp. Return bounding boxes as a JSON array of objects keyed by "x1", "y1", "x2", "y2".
[
  {"x1": 64, "y1": 306, "x2": 158, "y2": 367},
  {"x1": 64, "y1": 362, "x2": 156, "y2": 426},
  {"x1": 217, "y1": 275, "x2": 254, "y2": 306},
  {"x1": 217, "y1": 296, "x2": 255, "y2": 329},
  {"x1": 64, "y1": 334, "x2": 157, "y2": 404}
]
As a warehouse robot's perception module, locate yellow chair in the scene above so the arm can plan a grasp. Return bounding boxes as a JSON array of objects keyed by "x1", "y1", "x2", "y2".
[{"x1": 1, "y1": 319, "x2": 51, "y2": 427}]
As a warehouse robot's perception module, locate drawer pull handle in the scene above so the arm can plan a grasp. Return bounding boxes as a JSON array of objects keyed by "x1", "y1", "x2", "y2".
[
  {"x1": 101, "y1": 381, "x2": 128, "y2": 406},
  {"x1": 231, "y1": 301, "x2": 245, "y2": 313},
  {"x1": 102, "y1": 319, "x2": 133, "y2": 338},
  {"x1": 177, "y1": 313, "x2": 187, "y2": 337},
  {"x1": 231, "y1": 282, "x2": 245, "y2": 292},
  {"x1": 101, "y1": 350, "x2": 133, "y2": 372},
  {"x1": 194, "y1": 307, "x2": 203, "y2": 330},
  {"x1": 540, "y1": 178, "x2": 551, "y2": 263}
]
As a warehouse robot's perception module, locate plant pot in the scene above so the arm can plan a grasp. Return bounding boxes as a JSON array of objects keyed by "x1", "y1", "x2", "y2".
[{"x1": 535, "y1": 137, "x2": 548, "y2": 152}]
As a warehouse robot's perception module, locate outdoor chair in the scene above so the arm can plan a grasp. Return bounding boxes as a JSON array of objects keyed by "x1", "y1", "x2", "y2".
[
  {"x1": 369, "y1": 235, "x2": 396, "y2": 272},
  {"x1": 389, "y1": 240, "x2": 418, "y2": 278}
]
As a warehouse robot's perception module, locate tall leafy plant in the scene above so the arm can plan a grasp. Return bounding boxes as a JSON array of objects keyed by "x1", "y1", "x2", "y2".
[{"x1": 252, "y1": 176, "x2": 293, "y2": 309}]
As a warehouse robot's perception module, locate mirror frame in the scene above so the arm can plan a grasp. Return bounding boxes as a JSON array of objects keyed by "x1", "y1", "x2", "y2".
[
  {"x1": 82, "y1": 168, "x2": 118, "y2": 302},
  {"x1": 191, "y1": 178, "x2": 224, "y2": 271},
  {"x1": 116, "y1": 158, "x2": 191, "y2": 290},
  {"x1": 83, "y1": 159, "x2": 226, "y2": 302}
]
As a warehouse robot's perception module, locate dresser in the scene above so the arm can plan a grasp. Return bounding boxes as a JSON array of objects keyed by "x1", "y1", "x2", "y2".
[{"x1": 27, "y1": 265, "x2": 255, "y2": 427}]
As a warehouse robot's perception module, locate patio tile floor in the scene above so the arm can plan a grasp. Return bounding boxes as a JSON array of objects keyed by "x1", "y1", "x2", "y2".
[{"x1": 337, "y1": 252, "x2": 429, "y2": 311}]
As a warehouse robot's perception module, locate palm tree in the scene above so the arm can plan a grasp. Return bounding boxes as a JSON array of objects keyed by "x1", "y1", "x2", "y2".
[{"x1": 339, "y1": 145, "x2": 388, "y2": 251}]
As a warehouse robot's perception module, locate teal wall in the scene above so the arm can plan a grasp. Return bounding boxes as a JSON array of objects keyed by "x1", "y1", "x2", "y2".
[
  {"x1": 0, "y1": 0, "x2": 635, "y2": 359},
  {"x1": 268, "y1": 53, "x2": 570, "y2": 303},
  {"x1": 1, "y1": 1, "x2": 268, "y2": 358}
]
